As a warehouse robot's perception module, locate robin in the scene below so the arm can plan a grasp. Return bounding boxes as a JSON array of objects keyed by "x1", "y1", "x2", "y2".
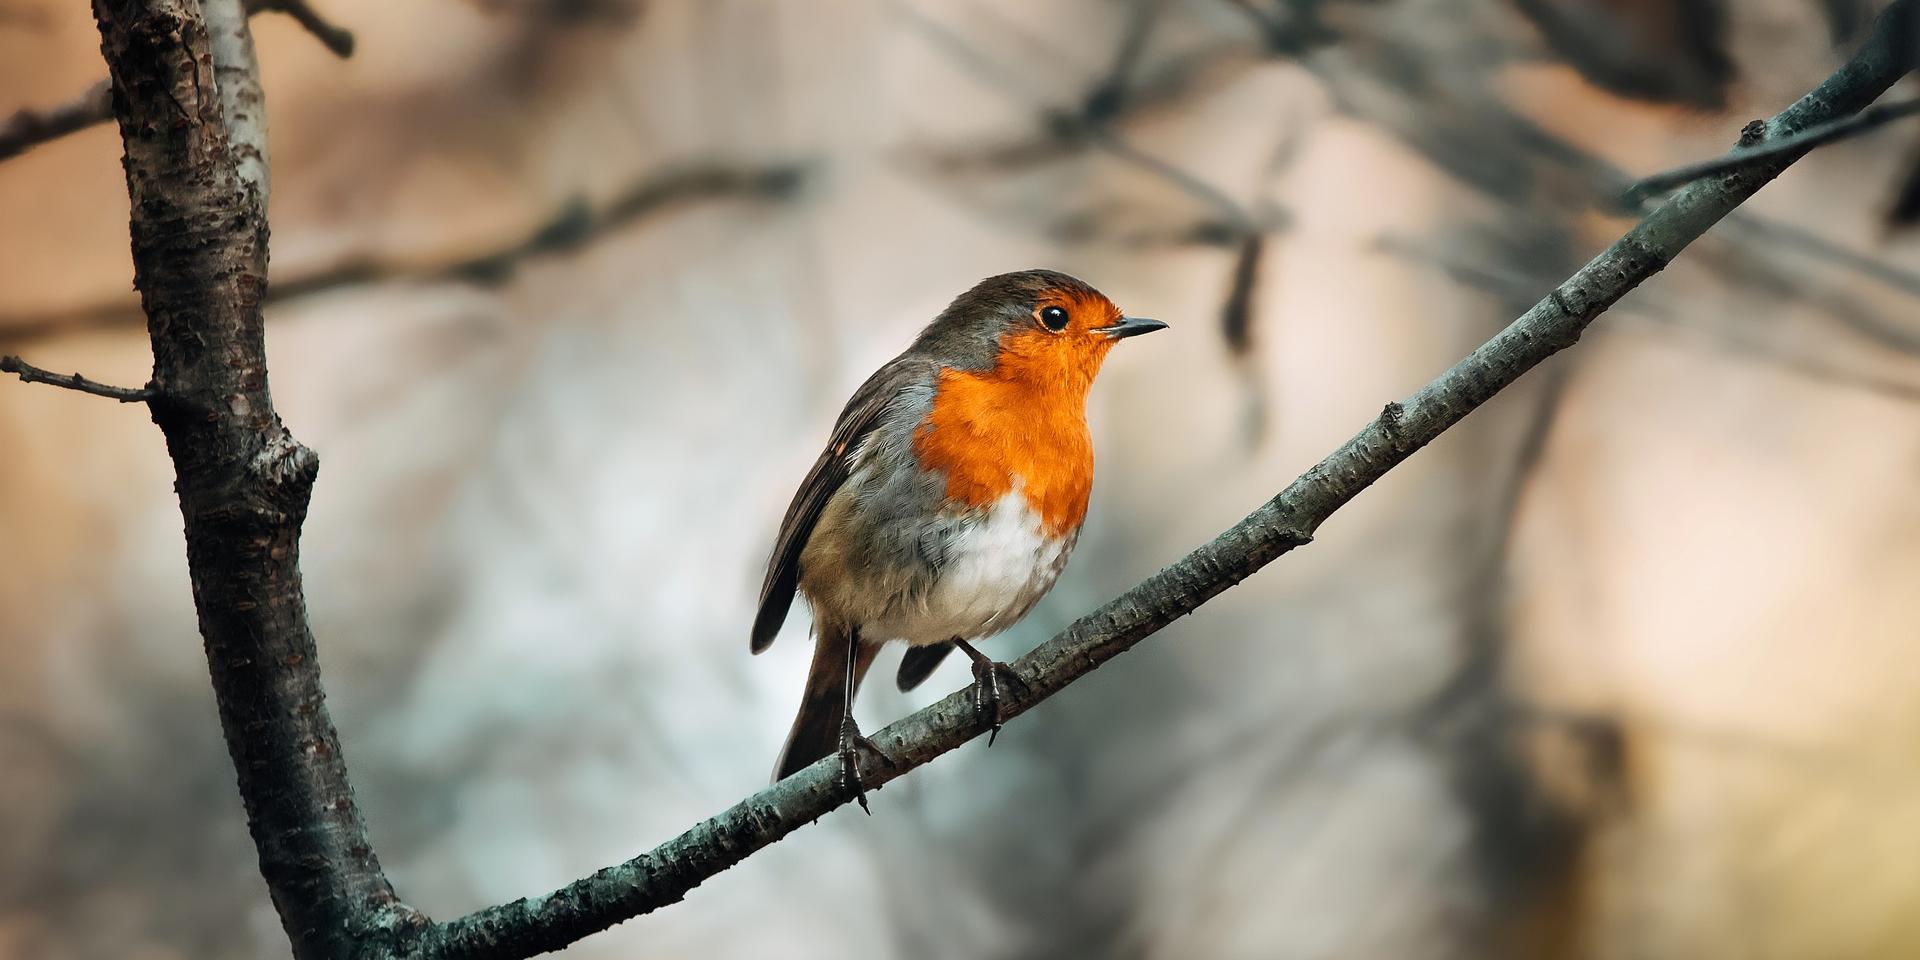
[{"x1": 750, "y1": 269, "x2": 1165, "y2": 806}]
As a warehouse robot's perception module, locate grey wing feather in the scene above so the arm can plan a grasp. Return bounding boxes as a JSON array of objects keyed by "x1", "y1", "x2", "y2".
[{"x1": 750, "y1": 357, "x2": 934, "y2": 653}]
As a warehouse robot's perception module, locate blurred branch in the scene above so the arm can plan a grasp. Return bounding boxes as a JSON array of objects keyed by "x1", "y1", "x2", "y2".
[
  {"x1": 0, "y1": 355, "x2": 153, "y2": 402},
  {"x1": 1628, "y1": 99, "x2": 1920, "y2": 202},
  {"x1": 1297, "y1": 12, "x2": 1920, "y2": 352},
  {"x1": 0, "y1": 80, "x2": 112, "y2": 162},
  {"x1": 1633, "y1": 317, "x2": 1920, "y2": 406},
  {"x1": 255, "y1": 0, "x2": 356, "y2": 57},
  {"x1": 1220, "y1": 234, "x2": 1271, "y2": 446},
  {"x1": 393, "y1": 4, "x2": 1920, "y2": 957},
  {"x1": 895, "y1": 0, "x2": 1273, "y2": 237},
  {"x1": 1886, "y1": 132, "x2": 1920, "y2": 228},
  {"x1": 1083, "y1": 0, "x2": 1168, "y2": 121},
  {"x1": 0, "y1": 0, "x2": 350, "y2": 164},
  {"x1": 1382, "y1": 231, "x2": 1920, "y2": 404},
  {"x1": 1220, "y1": 234, "x2": 1265, "y2": 357},
  {"x1": 0, "y1": 160, "x2": 807, "y2": 345},
  {"x1": 425, "y1": 163, "x2": 806, "y2": 284}
]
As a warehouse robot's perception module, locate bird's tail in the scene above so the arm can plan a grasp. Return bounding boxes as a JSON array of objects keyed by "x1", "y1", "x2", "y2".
[{"x1": 773, "y1": 623, "x2": 878, "y2": 782}]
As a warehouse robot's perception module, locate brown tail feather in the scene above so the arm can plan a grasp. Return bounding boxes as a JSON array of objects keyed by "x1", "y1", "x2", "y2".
[{"x1": 773, "y1": 624, "x2": 878, "y2": 781}]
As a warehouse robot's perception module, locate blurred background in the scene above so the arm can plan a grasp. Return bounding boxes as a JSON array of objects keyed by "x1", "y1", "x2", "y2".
[{"x1": 5, "y1": 0, "x2": 1920, "y2": 957}]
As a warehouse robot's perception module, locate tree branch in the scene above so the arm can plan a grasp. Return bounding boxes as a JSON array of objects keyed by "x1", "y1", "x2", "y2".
[
  {"x1": 86, "y1": 1, "x2": 405, "y2": 959},
  {"x1": 0, "y1": 160, "x2": 807, "y2": 344},
  {"x1": 2, "y1": 0, "x2": 349, "y2": 163},
  {"x1": 0, "y1": 354, "x2": 154, "y2": 401},
  {"x1": 396, "y1": 3, "x2": 1920, "y2": 957},
  {"x1": 255, "y1": 0, "x2": 355, "y2": 57},
  {"x1": 1628, "y1": 98, "x2": 1920, "y2": 202},
  {"x1": 0, "y1": 80, "x2": 112, "y2": 162}
]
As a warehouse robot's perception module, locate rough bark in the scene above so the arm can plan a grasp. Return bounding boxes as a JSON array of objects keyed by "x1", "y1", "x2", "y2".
[{"x1": 88, "y1": 1, "x2": 406, "y2": 957}]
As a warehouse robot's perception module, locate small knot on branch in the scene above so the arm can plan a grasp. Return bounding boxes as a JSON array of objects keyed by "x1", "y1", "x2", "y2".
[
  {"x1": 1378, "y1": 401, "x2": 1405, "y2": 436},
  {"x1": 252, "y1": 428, "x2": 319, "y2": 488}
]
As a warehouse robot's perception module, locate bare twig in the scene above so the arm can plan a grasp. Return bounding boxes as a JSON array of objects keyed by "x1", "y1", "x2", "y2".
[
  {"x1": 389, "y1": 4, "x2": 1919, "y2": 957},
  {"x1": 893, "y1": 0, "x2": 1269, "y2": 235},
  {"x1": 0, "y1": 355, "x2": 154, "y2": 402},
  {"x1": 0, "y1": 161, "x2": 807, "y2": 345},
  {"x1": 0, "y1": 0, "x2": 349, "y2": 164},
  {"x1": 254, "y1": 0, "x2": 356, "y2": 57},
  {"x1": 1628, "y1": 98, "x2": 1920, "y2": 201},
  {"x1": 0, "y1": 80, "x2": 112, "y2": 162}
]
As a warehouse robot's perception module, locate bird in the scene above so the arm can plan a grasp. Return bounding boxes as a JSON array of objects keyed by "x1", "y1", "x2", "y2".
[{"x1": 750, "y1": 269, "x2": 1166, "y2": 808}]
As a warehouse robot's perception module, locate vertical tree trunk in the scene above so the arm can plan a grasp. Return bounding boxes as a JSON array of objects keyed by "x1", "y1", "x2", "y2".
[{"x1": 90, "y1": 1, "x2": 402, "y2": 956}]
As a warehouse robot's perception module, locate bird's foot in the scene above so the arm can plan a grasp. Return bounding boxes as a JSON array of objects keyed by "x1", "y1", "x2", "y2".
[
  {"x1": 836, "y1": 714, "x2": 894, "y2": 815},
  {"x1": 956, "y1": 641, "x2": 1030, "y2": 747}
]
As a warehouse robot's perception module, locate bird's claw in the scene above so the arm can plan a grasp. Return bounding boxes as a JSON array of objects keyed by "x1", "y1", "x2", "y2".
[
  {"x1": 968, "y1": 656, "x2": 1030, "y2": 747},
  {"x1": 835, "y1": 714, "x2": 894, "y2": 815}
]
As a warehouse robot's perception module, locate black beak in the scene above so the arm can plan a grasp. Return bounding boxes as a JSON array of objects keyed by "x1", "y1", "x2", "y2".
[{"x1": 1097, "y1": 316, "x2": 1169, "y2": 340}]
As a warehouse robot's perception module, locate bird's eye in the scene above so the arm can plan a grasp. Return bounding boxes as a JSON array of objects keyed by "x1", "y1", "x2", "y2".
[{"x1": 1039, "y1": 306, "x2": 1070, "y2": 332}]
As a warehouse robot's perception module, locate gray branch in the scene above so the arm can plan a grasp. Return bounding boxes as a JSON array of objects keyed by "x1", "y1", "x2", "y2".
[
  {"x1": 394, "y1": 2, "x2": 1920, "y2": 958},
  {"x1": 0, "y1": 79, "x2": 112, "y2": 162},
  {"x1": 1628, "y1": 98, "x2": 1920, "y2": 202},
  {"x1": 0, "y1": 354, "x2": 154, "y2": 402}
]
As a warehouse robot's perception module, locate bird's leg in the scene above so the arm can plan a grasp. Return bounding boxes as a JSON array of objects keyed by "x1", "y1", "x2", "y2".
[
  {"x1": 953, "y1": 639, "x2": 1030, "y2": 747},
  {"x1": 836, "y1": 629, "x2": 893, "y2": 814},
  {"x1": 835, "y1": 715, "x2": 894, "y2": 814}
]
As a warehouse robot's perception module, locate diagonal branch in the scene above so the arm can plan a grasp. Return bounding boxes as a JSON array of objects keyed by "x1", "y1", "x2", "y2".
[
  {"x1": 255, "y1": 0, "x2": 355, "y2": 57},
  {"x1": 397, "y1": 2, "x2": 1920, "y2": 957},
  {"x1": 0, "y1": 80, "x2": 113, "y2": 162},
  {"x1": 1628, "y1": 98, "x2": 1920, "y2": 202},
  {"x1": 0, "y1": 354, "x2": 154, "y2": 401}
]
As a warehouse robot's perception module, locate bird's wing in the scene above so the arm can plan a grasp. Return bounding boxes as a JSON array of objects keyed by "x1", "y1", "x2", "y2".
[{"x1": 750, "y1": 356, "x2": 934, "y2": 653}]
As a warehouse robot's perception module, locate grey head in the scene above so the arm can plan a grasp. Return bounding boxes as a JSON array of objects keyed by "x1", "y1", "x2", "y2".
[{"x1": 904, "y1": 269, "x2": 1151, "y2": 372}]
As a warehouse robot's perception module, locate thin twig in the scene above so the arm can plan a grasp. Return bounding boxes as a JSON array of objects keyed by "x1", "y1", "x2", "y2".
[
  {"x1": 0, "y1": 161, "x2": 808, "y2": 344},
  {"x1": 0, "y1": 355, "x2": 154, "y2": 402},
  {"x1": 0, "y1": 80, "x2": 112, "y2": 162},
  {"x1": 892, "y1": 0, "x2": 1267, "y2": 234},
  {"x1": 396, "y1": 4, "x2": 1920, "y2": 957},
  {"x1": 0, "y1": 0, "x2": 349, "y2": 164},
  {"x1": 1628, "y1": 99, "x2": 1920, "y2": 202},
  {"x1": 253, "y1": 0, "x2": 356, "y2": 58}
]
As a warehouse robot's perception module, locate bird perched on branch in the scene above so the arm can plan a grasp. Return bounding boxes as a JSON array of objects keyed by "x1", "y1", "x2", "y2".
[{"x1": 751, "y1": 269, "x2": 1166, "y2": 808}]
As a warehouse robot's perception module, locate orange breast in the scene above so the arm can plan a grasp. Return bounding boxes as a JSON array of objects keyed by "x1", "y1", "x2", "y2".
[{"x1": 913, "y1": 363, "x2": 1095, "y2": 538}]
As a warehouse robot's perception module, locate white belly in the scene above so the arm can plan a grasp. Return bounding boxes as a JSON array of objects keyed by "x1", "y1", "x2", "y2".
[{"x1": 861, "y1": 489, "x2": 1074, "y2": 646}]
